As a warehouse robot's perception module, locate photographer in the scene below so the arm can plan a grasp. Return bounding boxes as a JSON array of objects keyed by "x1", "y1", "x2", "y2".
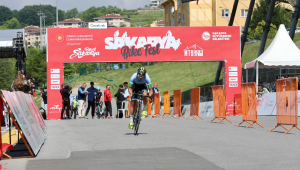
[{"x1": 61, "y1": 84, "x2": 72, "y2": 119}]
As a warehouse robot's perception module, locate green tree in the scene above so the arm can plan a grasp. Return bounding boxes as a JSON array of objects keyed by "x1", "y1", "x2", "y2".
[
  {"x1": 80, "y1": 6, "x2": 102, "y2": 22},
  {"x1": 64, "y1": 63, "x2": 74, "y2": 78},
  {"x1": 0, "y1": 6, "x2": 13, "y2": 25},
  {"x1": 65, "y1": 8, "x2": 79, "y2": 19},
  {"x1": 254, "y1": 20, "x2": 277, "y2": 39},
  {"x1": 26, "y1": 48, "x2": 47, "y2": 87},
  {"x1": 120, "y1": 24, "x2": 126, "y2": 27},
  {"x1": 250, "y1": 0, "x2": 291, "y2": 35},
  {"x1": 0, "y1": 58, "x2": 16, "y2": 91},
  {"x1": 4, "y1": 17, "x2": 21, "y2": 29},
  {"x1": 34, "y1": 41, "x2": 40, "y2": 48}
]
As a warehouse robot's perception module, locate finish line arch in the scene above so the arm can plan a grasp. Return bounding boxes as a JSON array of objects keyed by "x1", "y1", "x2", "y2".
[{"x1": 47, "y1": 27, "x2": 241, "y2": 119}]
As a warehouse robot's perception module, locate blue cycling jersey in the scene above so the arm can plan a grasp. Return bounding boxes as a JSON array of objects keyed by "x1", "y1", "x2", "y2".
[{"x1": 129, "y1": 73, "x2": 152, "y2": 88}]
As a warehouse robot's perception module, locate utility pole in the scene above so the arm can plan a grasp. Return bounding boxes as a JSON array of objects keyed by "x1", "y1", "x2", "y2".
[
  {"x1": 38, "y1": 11, "x2": 44, "y2": 51},
  {"x1": 41, "y1": 15, "x2": 47, "y2": 48},
  {"x1": 56, "y1": 0, "x2": 58, "y2": 28}
]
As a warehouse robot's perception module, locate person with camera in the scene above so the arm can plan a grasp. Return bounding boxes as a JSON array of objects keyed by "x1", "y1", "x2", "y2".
[
  {"x1": 61, "y1": 84, "x2": 72, "y2": 119},
  {"x1": 36, "y1": 88, "x2": 47, "y2": 118},
  {"x1": 78, "y1": 83, "x2": 89, "y2": 118}
]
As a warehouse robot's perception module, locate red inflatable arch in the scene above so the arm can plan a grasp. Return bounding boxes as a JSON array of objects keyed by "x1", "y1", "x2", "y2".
[{"x1": 47, "y1": 26, "x2": 241, "y2": 119}]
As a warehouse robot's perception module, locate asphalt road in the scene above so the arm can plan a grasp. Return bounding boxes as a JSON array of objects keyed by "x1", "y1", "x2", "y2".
[{"x1": 2, "y1": 116, "x2": 300, "y2": 170}]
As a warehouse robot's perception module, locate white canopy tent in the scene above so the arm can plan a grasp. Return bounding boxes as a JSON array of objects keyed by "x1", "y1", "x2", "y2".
[{"x1": 244, "y1": 24, "x2": 300, "y2": 90}]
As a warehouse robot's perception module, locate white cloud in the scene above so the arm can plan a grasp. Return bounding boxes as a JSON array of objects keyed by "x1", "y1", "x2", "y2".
[{"x1": 0, "y1": 0, "x2": 150, "y2": 11}]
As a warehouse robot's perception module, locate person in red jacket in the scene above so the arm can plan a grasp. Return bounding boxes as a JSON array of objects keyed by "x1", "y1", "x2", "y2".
[{"x1": 104, "y1": 85, "x2": 112, "y2": 119}]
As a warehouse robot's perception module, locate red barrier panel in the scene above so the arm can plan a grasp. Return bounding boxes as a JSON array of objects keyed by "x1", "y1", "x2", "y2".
[
  {"x1": 234, "y1": 94, "x2": 242, "y2": 116},
  {"x1": 210, "y1": 85, "x2": 232, "y2": 123},
  {"x1": 172, "y1": 89, "x2": 182, "y2": 118},
  {"x1": 185, "y1": 87, "x2": 203, "y2": 120},
  {"x1": 237, "y1": 83, "x2": 264, "y2": 128},
  {"x1": 150, "y1": 93, "x2": 161, "y2": 118},
  {"x1": 270, "y1": 78, "x2": 300, "y2": 134}
]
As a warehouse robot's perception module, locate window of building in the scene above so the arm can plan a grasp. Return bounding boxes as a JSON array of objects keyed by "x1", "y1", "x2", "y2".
[
  {"x1": 182, "y1": 14, "x2": 185, "y2": 23},
  {"x1": 64, "y1": 23, "x2": 68, "y2": 26},
  {"x1": 120, "y1": 18, "x2": 123, "y2": 21},
  {"x1": 31, "y1": 38, "x2": 34, "y2": 40},
  {"x1": 73, "y1": 23, "x2": 77, "y2": 25},
  {"x1": 177, "y1": 0, "x2": 181, "y2": 7},
  {"x1": 99, "y1": 19, "x2": 104, "y2": 21},
  {"x1": 241, "y1": 9, "x2": 248, "y2": 17},
  {"x1": 28, "y1": 42, "x2": 30, "y2": 45},
  {"x1": 109, "y1": 22, "x2": 113, "y2": 25},
  {"x1": 59, "y1": 23, "x2": 63, "y2": 26},
  {"x1": 114, "y1": 18, "x2": 118, "y2": 21},
  {"x1": 36, "y1": 37, "x2": 39, "y2": 40},
  {"x1": 222, "y1": 9, "x2": 229, "y2": 17},
  {"x1": 95, "y1": 19, "x2": 98, "y2": 21}
]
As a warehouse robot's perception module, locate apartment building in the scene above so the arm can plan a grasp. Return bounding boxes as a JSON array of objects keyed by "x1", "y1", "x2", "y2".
[
  {"x1": 53, "y1": 18, "x2": 87, "y2": 28},
  {"x1": 150, "y1": 0, "x2": 163, "y2": 8},
  {"x1": 24, "y1": 26, "x2": 46, "y2": 48},
  {"x1": 93, "y1": 14, "x2": 131, "y2": 27},
  {"x1": 162, "y1": 0, "x2": 251, "y2": 28}
]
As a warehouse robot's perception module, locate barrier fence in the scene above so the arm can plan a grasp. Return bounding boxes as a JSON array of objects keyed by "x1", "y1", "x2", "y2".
[
  {"x1": 237, "y1": 83, "x2": 264, "y2": 128},
  {"x1": 185, "y1": 87, "x2": 203, "y2": 120},
  {"x1": 234, "y1": 94, "x2": 242, "y2": 116},
  {"x1": 210, "y1": 85, "x2": 232, "y2": 124},
  {"x1": 172, "y1": 89, "x2": 182, "y2": 118},
  {"x1": 270, "y1": 78, "x2": 300, "y2": 134},
  {"x1": 163, "y1": 91, "x2": 170, "y2": 117},
  {"x1": 0, "y1": 91, "x2": 46, "y2": 159},
  {"x1": 154, "y1": 93, "x2": 161, "y2": 118}
]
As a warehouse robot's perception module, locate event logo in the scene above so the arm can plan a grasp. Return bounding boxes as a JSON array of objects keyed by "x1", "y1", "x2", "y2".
[
  {"x1": 105, "y1": 30, "x2": 182, "y2": 59},
  {"x1": 50, "y1": 105, "x2": 62, "y2": 112},
  {"x1": 56, "y1": 34, "x2": 64, "y2": 42},
  {"x1": 202, "y1": 32, "x2": 210, "y2": 41},
  {"x1": 184, "y1": 44, "x2": 203, "y2": 57},
  {"x1": 69, "y1": 47, "x2": 100, "y2": 59}
]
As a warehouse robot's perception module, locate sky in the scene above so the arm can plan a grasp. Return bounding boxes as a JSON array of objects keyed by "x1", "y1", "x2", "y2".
[{"x1": 0, "y1": 0, "x2": 150, "y2": 11}]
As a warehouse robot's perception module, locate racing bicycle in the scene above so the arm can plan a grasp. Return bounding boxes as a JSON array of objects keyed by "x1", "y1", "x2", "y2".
[{"x1": 132, "y1": 92, "x2": 151, "y2": 135}]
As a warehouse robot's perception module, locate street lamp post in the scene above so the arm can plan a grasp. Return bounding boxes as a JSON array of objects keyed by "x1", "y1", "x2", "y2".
[
  {"x1": 38, "y1": 11, "x2": 44, "y2": 51},
  {"x1": 41, "y1": 15, "x2": 47, "y2": 48}
]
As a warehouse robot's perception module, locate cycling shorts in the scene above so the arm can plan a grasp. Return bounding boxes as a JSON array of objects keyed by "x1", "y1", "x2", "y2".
[{"x1": 132, "y1": 83, "x2": 148, "y2": 101}]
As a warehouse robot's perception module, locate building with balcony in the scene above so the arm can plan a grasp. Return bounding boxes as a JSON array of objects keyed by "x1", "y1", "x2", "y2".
[
  {"x1": 161, "y1": 0, "x2": 251, "y2": 28},
  {"x1": 150, "y1": 0, "x2": 163, "y2": 9},
  {"x1": 93, "y1": 14, "x2": 131, "y2": 27},
  {"x1": 24, "y1": 26, "x2": 46, "y2": 48},
  {"x1": 53, "y1": 18, "x2": 87, "y2": 28}
]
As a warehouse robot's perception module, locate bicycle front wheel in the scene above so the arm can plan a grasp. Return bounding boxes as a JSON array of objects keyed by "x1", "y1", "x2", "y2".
[{"x1": 134, "y1": 102, "x2": 143, "y2": 135}]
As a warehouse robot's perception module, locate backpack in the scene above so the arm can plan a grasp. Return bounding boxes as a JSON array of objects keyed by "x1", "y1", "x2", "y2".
[{"x1": 73, "y1": 100, "x2": 77, "y2": 108}]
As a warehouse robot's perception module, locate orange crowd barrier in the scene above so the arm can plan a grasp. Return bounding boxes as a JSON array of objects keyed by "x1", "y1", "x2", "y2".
[
  {"x1": 270, "y1": 78, "x2": 300, "y2": 134},
  {"x1": 234, "y1": 94, "x2": 242, "y2": 116},
  {"x1": 185, "y1": 87, "x2": 203, "y2": 120},
  {"x1": 147, "y1": 99, "x2": 151, "y2": 117},
  {"x1": 163, "y1": 91, "x2": 171, "y2": 117},
  {"x1": 125, "y1": 96, "x2": 131, "y2": 118},
  {"x1": 149, "y1": 93, "x2": 161, "y2": 118},
  {"x1": 210, "y1": 85, "x2": 232, "y2": 124},
  {"x1": 172, "y1": 89, "x2": 182, "y2": 118},
  {"x1": 237, "y1": 82, "x2": 264, "y2": 128}
]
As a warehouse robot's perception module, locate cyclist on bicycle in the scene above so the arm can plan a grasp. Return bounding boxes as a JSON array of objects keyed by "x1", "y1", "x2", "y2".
[{"x1": 128, "y1": 67, "x2": 153, "y2": 129}]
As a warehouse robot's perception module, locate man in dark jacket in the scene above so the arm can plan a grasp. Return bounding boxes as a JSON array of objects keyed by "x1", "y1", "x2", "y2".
[
  {"x1": 61, "y1": 85, "x2": 72, "y2": 119},
  {"x1": 114, "y1": 85, "x2": 125, "y2": 118},
  {"x1": 85, "y1": 82, "x2": 97, "y2": 119},
  {"x1": 78, "y1": 83, "x2": 89, "y2": 118},
  {"x1": 151, "y1": 83, "x2": 159, "y2": 112}
]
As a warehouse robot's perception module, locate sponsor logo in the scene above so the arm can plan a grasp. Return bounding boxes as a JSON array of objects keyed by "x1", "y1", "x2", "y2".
[
  {"x1": 202, "y1": 32, "x2": 210, "y2": 41},
  {"x1": 229, "y1": 83, "x2": 238, "y2": 87},
  {"x1": 50, "y1": 105, "x2": 62, "y2": 112},
  {"x1": 51, "y1": 85, "x2": 60, "y2": 89},
  {"x1": 51, "y1": 74, "x2": 60, "y2": 79},
  {"x1": 212, "y1": 32, "x2": 232, "y2": 41},
  {"x1": 70, "y1": 47, "x2": 100, "y2": 59},
  {"x1": 51, "y1": 80, "x2": 60, "y2": 84},
  {"x1": 229, "y1": 72, "x2": 238, "y2": 76},
  {"x1": 229, "y1": 77, "x2": 238, "y2": 82},
  {"x1": 56, "y1": 34, "x2": 64, "y2": 42},
  {"x1": 229, "y1": 66, "x2": 237, "y2": 71},
  {"x1": 105, "y1": 30, "x2": 181, "y2": 50},
  {"x1": 50, "y1": 69, "x2": 60, "y2": 73},
  {"x1": 88, "y1": 22, "x2": 107, "y2": 29},
  {"x1": 184, "y1": 44, "x2": 203, "y2": 56}
]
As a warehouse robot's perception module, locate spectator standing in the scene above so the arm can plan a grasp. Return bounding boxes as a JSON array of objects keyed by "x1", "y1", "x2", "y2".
[
  {"x1": 85, "y1": 82, "x2": 97, "y2": 119},
  {"x1": 114, "y1": 85, "x2": 125, "y2": 118},
  {"x1": 78, "y1": 83, "x2": 89, "y2": 118},
  {"x1": 36, "y1": 88, "x2": 47, "y2": 118},
  {"x1": 60, "y1": 85, "x2": 72, "y2": 119},
  {"x1": 151, "y1": 83, "x2": 160, "y2": 112},
  {"x1": 104, "y1": 85, "x2": 112, "y2": 119},
  {"x1": 3, "y1": 103, "x2": 9, "y2": 127},
  {"x1": 69, "y1": 88, "x2": 74, "y2": 119},
  {"x1": 123, "y1": 82, "x2": 130, "y2": 98},
  {"x1": 95, "y1": 87, "x2": 103, "y2": 119}
]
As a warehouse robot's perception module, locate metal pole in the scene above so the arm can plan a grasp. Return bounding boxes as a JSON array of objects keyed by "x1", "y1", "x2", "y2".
[
  {"x1": 256, "y1": 62, "x2": 259, "y2": 91},
  {"x1": 40, "y1": 15, "x2": 42, "y2": 50},
  {"x1": 241, "y1": 0, "x2": 256, "y2": 55},
  {"x1": 246, "y1": 69, "x2": 248, "y2": 83},
  {"x1": 44, "y1": 16, "x2": 45, "y2": 48},
  {"x1": 56, "y1": 0, "x2": 58, "y2": 28},
  {"x1": 214, "y1": 0, "x2": 239, "y2": 85},
  {"x1": 251, "y1": 0, "x2": 276, "y2": 82},
  {"x1": 289, "y1": 0, "x2": 300, "y2": 39}
]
